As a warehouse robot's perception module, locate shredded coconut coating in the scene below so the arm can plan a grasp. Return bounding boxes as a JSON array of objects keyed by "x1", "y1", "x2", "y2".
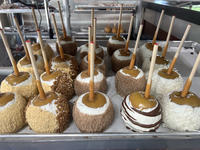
[
  {"x1": 162, "y1": 92, "x2": 200, "y2": 131},
  {"x1": 51, "y1": 73, "x2": 74, "y2": 100},
  {"x1": 25, "y1": 94, "x2": 70, "y2": 133},
  {"x1": 142, "y1": 58, "x2": 171, "y2": 73},
  {"x1": 146, "y1": 67, "x2": 184, "y2": 101},
  {"x1": 0, "y1": 93, "x2": 27, "y2": 133}
]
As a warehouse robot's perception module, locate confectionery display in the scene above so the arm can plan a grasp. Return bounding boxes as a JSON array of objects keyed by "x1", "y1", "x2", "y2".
[
  {"x1": 73, "y1": 42, "x2": 114, "y2": 133},
  {"x1": 111, "y1": 15, "x2": 134, "y2": 72},
  {"x1": 162, "y1": 49, "x2": 200, "y2": 131},
  {"x1": 115, "y1": 24, "x2": 146, "y2": 97},
  {"x1": 32, "y1": 42, "x2": 54, "y2": 61},
  {"x1": 25, "y1": 40, "x2": 71, "y2": 133},
  {"x1": 107, "y1": 5, "x2": 126, "y2": 56},
  {"x1": 0, "y1": 2, "x2": 200, "y2": 140},
  {"x1": 121, "y1": 44, "x2": 162, "y2": 132},
  {"x1": 0, "y1": 92, "x2": 27, "y2": 133}
]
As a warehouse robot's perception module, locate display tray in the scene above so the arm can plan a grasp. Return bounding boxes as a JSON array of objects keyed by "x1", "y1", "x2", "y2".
[{"x1": 1, "y1": 40, "x2": 200, "y2": 141}]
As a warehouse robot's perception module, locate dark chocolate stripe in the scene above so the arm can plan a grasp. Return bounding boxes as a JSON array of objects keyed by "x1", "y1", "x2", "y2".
[{"x1": 123, "y1": 96, "x2": 162, "y2": 117}]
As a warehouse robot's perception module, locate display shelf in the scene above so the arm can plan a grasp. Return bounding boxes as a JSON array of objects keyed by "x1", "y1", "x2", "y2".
[
  {"x1": 75, "y1": 5, "x2": 134, "y2": 10},
  {"x1": 74, "y1": 9, "x2": 134, "y2": 14},
  {"x1": 0, "y1": 8, "x2": 58, "y2": 13}
]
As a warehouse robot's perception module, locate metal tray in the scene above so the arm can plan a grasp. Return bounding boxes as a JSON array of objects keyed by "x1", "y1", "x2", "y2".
[{"x1": 0, "y1": 40, "x2": 200, "y2": 149}]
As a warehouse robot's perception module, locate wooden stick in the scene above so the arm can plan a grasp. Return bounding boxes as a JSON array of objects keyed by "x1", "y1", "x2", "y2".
[
  {"x1": 88, "y1": 26, "x2": 91, "y2": 75},
  {"x1": 152, "y1": 9, "x2": 165, "y2": 45},
  {"x1": 181, "y1": 51, "x2": 200, "y2": 97},
  {"x1": 89, "y1": 42, "x2": 95, "y2": 101},
  {"x1": 93, "y1": 18, "x2": 97, "y2": 59},
  {"x1": 129, "y1": 24, "x2": 143, "y2": 69},
  {"x1": 13, "y1": 17, "x2": 30, "y2": 60},
  {"x1": 117, "y1": 4, "x2": 123, "y2": 37},
  {"x1": 167, "y1": 24, "x2": 191, "y2": 75},
  {"x1": 0, "y1": 29, "x2": 19, "y2": 76},
  {"x1": 145, "y1": 44, "x2": 158, "y2": 99},
  {"x1": 26, "y1": 40, "x2": 45, "y2": 99},
  {"x1": 57, "y1": 1, "x2": 67, "y2": 38},
  {"x1": 51, "y1": 14, "x2": 65, "y2": 59},
  {"x1": 31, "y1": 7, "x2": 39, "y2": 31},
  {"x1": 37, "y1": 30, "x2": 50, "y2": 75},
  {"x1": 162, "y1": 15, "x2": 175, "y2": 58},
  {"x1": 91, "y1": 9, "x2": 94, "y2": 42},
  {"x1": 124, "y1": 15, "x2": 134, "y2": 52}
]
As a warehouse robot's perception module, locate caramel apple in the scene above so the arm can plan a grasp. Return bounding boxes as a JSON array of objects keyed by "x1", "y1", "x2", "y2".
[
  {"x1": 79, "y1": 43, "x2": 104, "y2": 59},
  {"x1": 138, "y1": 43, "x2": 163, "y2": 67},
  {"x1": 40, "y1": 70, "x2": 74, "y2": 100},
  {"x1": 73, "y1": 91, "x2": 114, "y2": 133},
  {"x1": 121, "y1": 91, "x2": 162, "y2": 132},
  {"x1": 17, "y1": 55, "x2": 44, "y2": 75},
  {"x1": 0, "y1": 92, "x2": 27, "y2": 133},
  {"x1": 1, "y1": 72, "x2": 38, "y2": 101},
  {"x1": 142, "y1": 55, "x2": 170, "y2": 73},
  {"x1": 25, "y1": 91, "x2": 70, "y2": 133},
  {"x1": 74, "y1": 69, "x2": 107, "y2": 96},
  {"x1": 49, "y1": 54, "x2": 79, "y2": 80},
  {"x1": 55, "y1": 36, "x2": 77, "y2": 56},
  {"x1": 111, "y1": 48, "x2": 132, "y2": 72},
  {"x1": 80, "y1": 55, "x2": 107, "y2": 76},
  {"x1": 162, "y1": 91, "x2": 200, "y2": 131},
  {"x1": 107, "y1": 35, "x2": 126, "y2": 56},
  {"x1": 150, "y1": 68, "x2": 184, "y2": 101},
  {"x1": 32, "y1": 42, "x2": 54, "y2": 61},
  {"x1": 115, "y1": 66, "x2": 146, "y2": 97}
]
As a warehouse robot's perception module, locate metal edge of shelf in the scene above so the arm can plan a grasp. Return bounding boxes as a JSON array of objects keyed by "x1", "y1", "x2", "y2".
[
  {"x1": 75, "y1": 5, "x2": 134, "y2": 9},
  {"x1": 0, "y1": 9, "x2": 58, "y2": 14},
  {"x1": 73, "y1": 10, "x2": 134, "y2": 14}
]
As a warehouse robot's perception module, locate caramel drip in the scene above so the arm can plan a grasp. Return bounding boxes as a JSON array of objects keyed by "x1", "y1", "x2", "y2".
[
  {"x1": 158, "y1": 69, "x2": 179, "y2": 79},
  {"x1": 81, "y1": 70, "x2": 98, "y2": 79},
  {"x1": 5, "y1": 72, "x2": 30, "y2": 86},
  {"x1": 32, "y1": 43, "x2": 41, "y2": 51},
  {"x1": 112, "y1": 35, "x2": 125, "y2": 41},
  {"x1": 0, "y1": 93, "x2": 14, "y2": 107},
  {"x1": 170, "y1": 91, "x2": 200, "y2": 108},
  {"x1": 129, "y1": 91, "x2": 157, "y2": 110},
  {"x1": 42, "y1": 70, "x2": 62, "y2": 81},
  {"x1": 150, "y1": 56, "x2": 169, "y2": 65},
  {"x1": 87, "y1": 56, "x2": 102, "y2": 65},
  {"x1": 86, "y1": 43, "x2": 99, "y2": 48},
  {"x1": 119, "y1": 49, "x2": 131, "y2": 56},
  {"x1": 60, "y1": 36, "x2": 72, "y2": 42},
  {"x1": 54, "y1": 55, "x2": 70, "y2": 63},
  {"x1": 145, "y1": 43, "x2": 162, "y2": 51},
  {"x1": 32, "y1": 91, "x2": 58, "y2": 106},
  {"x1": 122, "y1": 66, "x2": 140, "y2": 77},
  {"x1": 20, "y1": 55, "x2": 38, "y2": 66},
  {"x1": 82, "y1": 92, "x2": 106, "y2": 108}
]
